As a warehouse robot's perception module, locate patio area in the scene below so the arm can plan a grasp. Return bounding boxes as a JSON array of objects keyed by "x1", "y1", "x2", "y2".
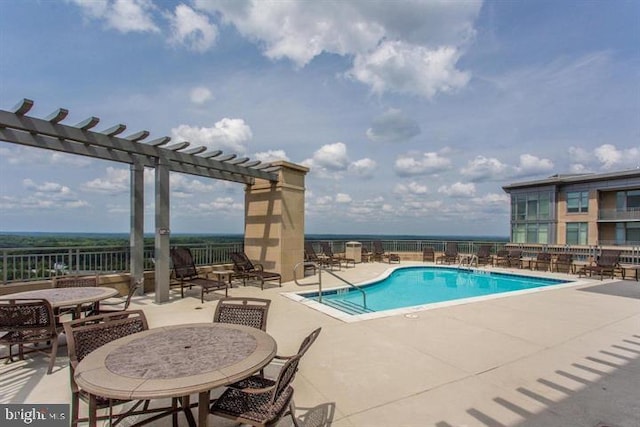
[{"x1": 2, "y1": 261, "x2": 639, "y2": 426}]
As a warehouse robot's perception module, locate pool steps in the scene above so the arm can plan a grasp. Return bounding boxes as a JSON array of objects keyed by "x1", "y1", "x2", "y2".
[{"x1": 321, "y1": 299, "x2": 374, "y2": 315}]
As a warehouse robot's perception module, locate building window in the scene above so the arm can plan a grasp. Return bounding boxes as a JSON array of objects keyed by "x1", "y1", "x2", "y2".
[
  {"x1": 616, "y1": 222, "x2": 640, "y2": 245},
  {"x1": 566, "y1": 222, "x2": 588, "y2": 245},
  {"x1": 567, "y1": 191, "x2": 588, "y2": 213}
]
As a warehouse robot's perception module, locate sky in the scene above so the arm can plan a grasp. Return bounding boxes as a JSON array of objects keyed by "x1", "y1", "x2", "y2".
[{"x1": 0, "y1": 0, "x2": 639, "y2": 237}]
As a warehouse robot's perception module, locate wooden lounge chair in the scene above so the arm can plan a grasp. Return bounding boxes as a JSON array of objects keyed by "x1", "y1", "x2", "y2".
[
  {"x1": 555, "y1": 253, "x2": 573, "y2": 273},
  {"x1": 320, "y1": 242, "x2": 355, "y2": 268},
  {"x1": 230, "y1": 252, "x2": 282, "y2": 290},
  {"x1": 493, "y1": 249, "x2": 509, "y2": 267},
  {"x1": 436, "y1": 242, "x2": 459, "y2": 264},
  {"x1": 170, "y1": 247, "x2": 228, "y2": 302},
  {"x1": 577, "y1": 249, "x2": 622, "y2": 280},
  {"x1": 0, "y1": 298, "x2": 60, "y2": 374},
  {"x1": 422, "y1": 246, "x2": 435, "y2": 262},
  {"x1": 305, "y1": 242, "x2": 340, "y2": 270},
  {"x1": 373, "y1": 240, "x2": 400, "y2": 263},
  {"x1": 213, "y1": 297, "x2": 271, "y2": 331},
  {"x1": 506, "y1": 250, "x2": 523, "y2": 268},
  {"x1": 531, "y1": 252, "x2": 552, "y2": 271},
  {"x1": 210, "y1": 327, "x2": 321, "y2": 427},
  {"x1": 475, "y1": 244, "x2": 492, "y2": 266}
]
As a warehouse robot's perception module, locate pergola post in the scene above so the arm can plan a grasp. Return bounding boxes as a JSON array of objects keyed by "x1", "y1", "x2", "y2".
[
  {"x1": 154, "y1": 156, "x2": 171, "y2": 303},
  {"x1": 244, "y1": 161, "x2": 309, "y2": 283},
  {"x1": 129, "y1": 157, "x2": 144, "y2": 295}
]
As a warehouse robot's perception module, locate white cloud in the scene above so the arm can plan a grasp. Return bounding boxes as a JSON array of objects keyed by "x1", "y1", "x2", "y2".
[
  {"x1": 513, "y1": 154, "x2": 554, "y2": 177},
  {"x1": 335, "y1": 193, "x2": 352, "y2": 204},
  {"x1": 168, "y1": 4, "x2": 217, "y2": 52},
  {"x1": 15, "y1": 179, "x2": 89, "y2": 209},
  {"x1": 366, "y1": 109, "x2": 420, "y2": 143},
  {"x1": 349, "y1": 42, "x2": 470, "y2": 98},
  {"x1": 438, "y1": 182, "x2": 476, "y2": 197},
  {"x1": 197, "y1": 197, "x2": 243, "y2": 212},
  {"x1": 189, "y1": 86, "x2": 213, "y2": 104},
  {"x1": 254, "y1": 150, "x2": 289, "y2": 163},
  {"x1": 171, "y1": 118, "x2": 253, "y2": 155},
  {"x1": 594, "y1": 144, "x2": 640, "y2": 169},
  {"x1": 193, "y1": 0, "x2": 480, "y2": 98},
  {"x1": 71, "y1": 0, "x2": 160, "y2": 33},
  {"x1": 348, "y1": 158, "x2": 377, "y2": 178},
  {"x1": 461, "y1": 156, "x2": 509, "y2": 182},
  {"x1": 394, "y1": 151, "x2": 452, "y2": 177},
  {"x1": 394, "y1": 182, "x2": 428, "y2": 195},
  {"x1": 83, "y1": 167, "x2": 129, "y2": 194}
]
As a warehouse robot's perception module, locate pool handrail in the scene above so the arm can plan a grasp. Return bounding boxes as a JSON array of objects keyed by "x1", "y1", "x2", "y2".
[{"x1": 293, "y1": 261, "x2": 367, "y2": 309}]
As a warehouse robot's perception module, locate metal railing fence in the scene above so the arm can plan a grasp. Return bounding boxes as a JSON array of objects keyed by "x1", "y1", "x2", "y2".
[{"x1": 1, "y1": 242, "x2": 244, "y2": 284}]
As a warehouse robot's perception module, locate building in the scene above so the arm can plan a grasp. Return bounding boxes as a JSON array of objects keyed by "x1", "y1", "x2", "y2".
[{"x1": 502, "y1": 170, "x2": 640, "y2": 246}]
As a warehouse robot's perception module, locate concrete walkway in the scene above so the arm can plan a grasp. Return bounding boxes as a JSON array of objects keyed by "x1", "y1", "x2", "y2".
[{"x1": 2, "y1": 262, "x2": 639, "y2": 426}]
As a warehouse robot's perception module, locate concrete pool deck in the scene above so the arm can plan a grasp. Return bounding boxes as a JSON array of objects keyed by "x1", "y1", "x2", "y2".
[{"x1": 2, "y1": 261, "x2": 639, "y2": 426}]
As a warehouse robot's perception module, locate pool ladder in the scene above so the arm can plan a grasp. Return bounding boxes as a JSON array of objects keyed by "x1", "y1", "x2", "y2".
[
  {"x1": 293, "y1": 261, "x2": 368, "y2": 310},
  {"x1": 458, "y1": 255, "x2": 477, "y2": 271}
]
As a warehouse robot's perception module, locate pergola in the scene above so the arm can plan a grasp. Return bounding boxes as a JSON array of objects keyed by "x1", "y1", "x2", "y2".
[{"x1": 0, "y1": 99, "x2": 280, "y2": 303}]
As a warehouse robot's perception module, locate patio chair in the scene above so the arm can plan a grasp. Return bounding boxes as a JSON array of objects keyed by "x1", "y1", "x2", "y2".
[
  {"x1": 53, "y1": 274, "x2": 99, "y2": 320},
  {"x1": 555, "y1": 253, "x2": 574, "y2": 274},
  {"x1": 320, "y1": 242, "x2": 355, "y2": 268},
  {"x1": 170, "y1": 247, "x2": 228, "y2": 302},
  {"x1": 63, "y1": 310, "x2": 172, "y2": 426},
  {"x1": 230, "y1": 252, "x2": 282, "y2": 290},
  {"x1": 577, "y1": 249, "x2": 622, "y2": 280},
  {"x1": 213, "y1": 297, "x2": 271, "y2": 331},
  {"x1": 90, "y1": 278, "x2": 143, "y2": 315},
  {"x1": 0, "y1": 298, "x2": 60, "y2": 374},
  {"x1": 474, "y1": 245, "x2": 492, "y2": 266},
  {"x1": 373, "y1": 240, "x2": 400, "y2": 263},
  {"x1": 305, "y1": 242, "x2": 340, "y2": 270},
  {"x1": 493, "y1": 249, "x2": 509, "y2": 267},
  {"x1": 436, "y1": 242, "x2": 459, "y2": 264},
  {"x1": 210, "y1": 327, "x2": 322, "y2": 427},
  {"x1": 506, "y1": 250, "x2": 523, "y2": 268},
  {"x1": 531, "y1": 252, "x2": 552, "y2": 271},
  {"x1": 422, "y1": 246, "x2": 435, "y2": 262}
]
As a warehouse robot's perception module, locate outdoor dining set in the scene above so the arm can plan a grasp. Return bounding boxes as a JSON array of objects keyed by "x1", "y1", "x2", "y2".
[{"x1": 0, "y1": 254, "x2": 320, "y2": 427}]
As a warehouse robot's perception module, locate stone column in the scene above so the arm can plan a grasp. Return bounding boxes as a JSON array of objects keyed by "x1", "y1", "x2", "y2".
[{"x1": 244, "y1": 161, "x2": 308, "y2": 283}]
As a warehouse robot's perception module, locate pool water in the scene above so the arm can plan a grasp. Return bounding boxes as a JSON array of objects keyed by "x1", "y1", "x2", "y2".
[{"x1": 300, "y1": 266, "x2": 571, "y2": 316}]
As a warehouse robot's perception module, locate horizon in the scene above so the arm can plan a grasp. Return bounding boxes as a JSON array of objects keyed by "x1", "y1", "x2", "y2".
[{"x1": 1, "y1": 1, "x2": 638, "y2": 236}]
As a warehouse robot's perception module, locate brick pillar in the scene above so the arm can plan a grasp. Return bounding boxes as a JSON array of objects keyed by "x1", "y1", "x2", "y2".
[{"x1": 244, "y1": 161, "x2": 308, "y2": 283}]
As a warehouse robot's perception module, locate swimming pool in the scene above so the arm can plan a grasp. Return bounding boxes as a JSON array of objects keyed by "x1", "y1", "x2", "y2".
[{"x1": 291, "y1": 266, "x2": 575, "y2": 321}]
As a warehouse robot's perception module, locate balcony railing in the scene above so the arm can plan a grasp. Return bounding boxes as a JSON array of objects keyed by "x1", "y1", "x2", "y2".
[
  {"x1": 1, "y1": 242, "x2": 244, "y2": 284},
  {"x1": 598, "y1": 208, "x2": 640, "y2": 221}
]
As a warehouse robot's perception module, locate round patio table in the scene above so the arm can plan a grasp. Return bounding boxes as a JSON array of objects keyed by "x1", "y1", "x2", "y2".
[
  {"x1": 74, "y1": 322, "x2": 277, "y2": 427},
  {"x1": 0, "y1": 286, "x2": 118, "y2": 311}
]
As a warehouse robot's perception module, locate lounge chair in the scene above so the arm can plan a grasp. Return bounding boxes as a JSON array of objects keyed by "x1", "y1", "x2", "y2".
[
  {"x1": 436, "y1": 242, "x2": 459, "y2": 264},
  {"x1": 493, "y1": 249, "x2": 509, "y2": 267},
  {"x1": 320, "y1": 242, "x2": 355, "y2": 268},
  {"x1": 210, "y1": 327, "x2": 321, "y2": 427},
  {"x1": 0, "y1": 298, "x2": 60, "y2": 374},
  {"x1": 213, "y1": 297, "x2": 271, "y2": 331},
  {"x1": 422, "y1": 246, "x2": 435, "y2": 262},
  {"x1": 230, "y1": 252, "x2": 282, "y2": 290},
  {"x1": 305, "y1": 242, "x2": 340, "y2": 270},
  {"x1": 474, "y1": 244, "x2": 492, "y2": 266},
  {"x1": 555, "y1": 253, "x2": 573, "y2": 273},
  {"x1": 506, "y1": 250, "x2": 523, "y2": 268},
  {"x1": 170, "y1": 247, "x2": 228, "y2": 302},
  {"x1": 577, "y1": 249, "x2": 622, "y2": 280},
  {"x1": 531, "y1": 252, "x2": 552, "y2": 271},
  {"x1": 373, "y1": 240, "x2": 400, "y2": 263}
]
